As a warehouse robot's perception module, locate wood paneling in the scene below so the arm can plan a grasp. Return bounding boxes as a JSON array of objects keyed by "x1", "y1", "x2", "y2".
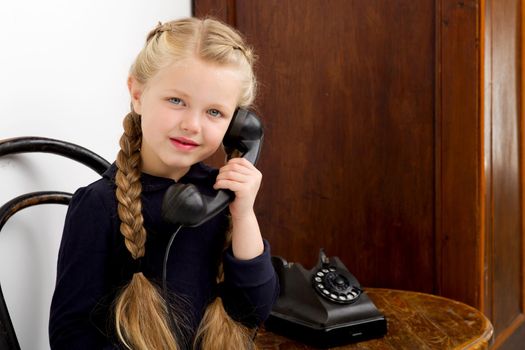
[
  {"x1": 192, "y1": 0, "x2": 233, "y2": 24},
  {"x1": 437, "y1": 0, "x2": 482, "y2": 308},
  {"x1": 200, "y1": 0, "x2": 437, "y2": 292},
  {"x1": 484, "y1": 0, "x2": 524, "y2": 348},
  {"x1": 491, "y1": 0, "x2": 521, "y2": 331},
  {"x1": 194, "y1": 1, "x2": 525, "y2": 348}
]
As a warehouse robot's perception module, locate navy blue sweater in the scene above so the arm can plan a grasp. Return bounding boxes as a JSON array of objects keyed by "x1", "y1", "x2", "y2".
[{"x1": 49, "y1": 162, "x2": 278, "y2": 349}]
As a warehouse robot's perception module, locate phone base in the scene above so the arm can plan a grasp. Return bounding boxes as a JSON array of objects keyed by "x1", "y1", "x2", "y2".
[
  {"x1": 265, "y1": 251, "x2": 387, "y2": 348},
  {"x1": 265, "y1": 310, "x2": 387, "y2": 348}
]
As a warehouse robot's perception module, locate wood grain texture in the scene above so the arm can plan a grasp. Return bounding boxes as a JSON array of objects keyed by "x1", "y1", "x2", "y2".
[
  {"x1": 255, "y1": 288, "x2": 493, "y2": 349},
  {"x1": 483, "y1": 0, "x2": 524, "y2": 348},
  {"x1": 437, "y1": 0, "x2": 483, "y2": 309},
  {"x1": 192, "y1": 0, "x2": 235, "y2": 24},
  {"x1": 232, "y1": 0, "x2": 435, "y2": 293}
]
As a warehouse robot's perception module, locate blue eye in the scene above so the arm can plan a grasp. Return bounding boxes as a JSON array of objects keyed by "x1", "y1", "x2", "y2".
[
  {"x1": 169, "y1": 97, "x2": 184, "y2": 105},
  {"x1": 208, "y1": 109, "x2": 222, "y2": 118}
]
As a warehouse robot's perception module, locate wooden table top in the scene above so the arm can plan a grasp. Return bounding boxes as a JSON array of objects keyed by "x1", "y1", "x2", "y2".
[{"x1": 255, "y1": 288, "x2": 493, "y2": 349}]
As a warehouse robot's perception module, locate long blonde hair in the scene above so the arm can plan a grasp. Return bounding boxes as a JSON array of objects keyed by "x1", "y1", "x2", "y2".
[{"x1": 114, "y1": 18, "x2": 257, "y2": 349}]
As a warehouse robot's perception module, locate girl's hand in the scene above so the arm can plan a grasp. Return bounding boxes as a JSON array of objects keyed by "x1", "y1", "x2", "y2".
[
  {"x1": 213, "y1": 157, "x2": 262, "y2": 219},
  {"x1": 215, "y1": 157, "x2": 264, "y2": 259}
]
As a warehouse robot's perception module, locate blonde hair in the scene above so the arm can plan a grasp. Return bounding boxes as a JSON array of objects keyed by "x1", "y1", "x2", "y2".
[{"x1": 114, "y1": 18, "x2": 257, "y2": 349}]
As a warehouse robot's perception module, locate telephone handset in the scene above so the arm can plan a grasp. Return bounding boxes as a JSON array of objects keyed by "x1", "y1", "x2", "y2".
[{"x1": 161, "y1": 108, "x2": 263, "y2": 227}]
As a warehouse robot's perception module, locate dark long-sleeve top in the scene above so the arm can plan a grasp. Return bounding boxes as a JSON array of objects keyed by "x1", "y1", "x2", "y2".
[{"x1": 49, "y1": 162, "x2": 278, "y2": 349}]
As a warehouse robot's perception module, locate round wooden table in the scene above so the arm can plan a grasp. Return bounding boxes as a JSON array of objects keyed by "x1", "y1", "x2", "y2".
[{"x1": 255, "y1": 288, "x2": 493, "y2": 349}]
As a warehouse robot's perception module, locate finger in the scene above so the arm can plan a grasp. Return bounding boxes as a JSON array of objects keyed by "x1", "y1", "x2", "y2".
[
  {"x1": 226, "y1": 157, "x2": 257, "y2": 169},
  {"x1": 218, "y1": 162, "x2": 255, "y2": 176},
  {"x1": 214, "y1": 179, "x2": 249, "y2": 192},
  {"x1": 216, "y1": 170, "x2": 250, "y2": 183}
]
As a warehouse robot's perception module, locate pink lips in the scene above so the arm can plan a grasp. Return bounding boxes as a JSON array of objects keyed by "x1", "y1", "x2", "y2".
[{"x1": 170, "y1": 137, "x2": 199, "y2": 151}]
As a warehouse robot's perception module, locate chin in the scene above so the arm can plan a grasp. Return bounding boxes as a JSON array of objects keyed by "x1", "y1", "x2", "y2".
[{"x1": 163, "y1": 156, "x2": 198, "y2": 169}]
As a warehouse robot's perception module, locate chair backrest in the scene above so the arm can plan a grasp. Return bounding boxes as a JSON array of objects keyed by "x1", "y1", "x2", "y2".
[{"x1": 0, "y1": 137, "x2": 110, "y2": 350}]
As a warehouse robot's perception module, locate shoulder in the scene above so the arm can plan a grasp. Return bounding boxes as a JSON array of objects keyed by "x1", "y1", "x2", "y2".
[
  {"x1": 74, "y1": 162, "x2": 117, "y2": 202},
  {"x1": 60, "y1": 169, "x2": 119, "y2": 253},
  {"x1": 71, "y1": 177, "x2": 115, "y2": 208},
  {"x1": 67, "y1": 168, "x2": 117, "y2": 222}
]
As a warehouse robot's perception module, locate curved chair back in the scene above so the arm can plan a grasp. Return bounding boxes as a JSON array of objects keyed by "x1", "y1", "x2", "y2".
[{"x1": 0, "y1": 137, "x2": 110, "y2": 350}]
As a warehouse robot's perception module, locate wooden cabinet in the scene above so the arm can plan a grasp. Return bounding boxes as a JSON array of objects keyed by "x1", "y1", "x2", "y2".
[{"x1": 194, "y1": 1, "x2": 524, "y2": 348}]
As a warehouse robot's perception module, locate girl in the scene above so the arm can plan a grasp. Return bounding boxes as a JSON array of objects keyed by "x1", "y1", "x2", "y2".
[{"x1": 49, "y1": 17, "x2": 278, "y2": 349}]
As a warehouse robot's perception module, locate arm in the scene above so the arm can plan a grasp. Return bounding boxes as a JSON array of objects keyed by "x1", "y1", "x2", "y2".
[
  {"x1": 49, "y1": 185, "x2": 117, "y2": 350},
  {"x1": 214, "y1": 158, "x2": 279, "y2": 325},
  {"x1": 213, "y1": 157, "x2": 264, "y2": 260},
  {"x1": 221, "y1": 240, "x2": 279, "y2": 327}
]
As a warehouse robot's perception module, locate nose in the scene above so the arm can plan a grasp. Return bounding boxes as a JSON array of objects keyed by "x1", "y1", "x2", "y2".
[{"x1": 179, "y1": 110, "x2": 200, "y2": 134}]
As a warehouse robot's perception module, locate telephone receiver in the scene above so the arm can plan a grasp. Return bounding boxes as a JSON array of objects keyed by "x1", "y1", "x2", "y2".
[{"x1": 161, "y1": 108, "x2": 263, "y2": 227}]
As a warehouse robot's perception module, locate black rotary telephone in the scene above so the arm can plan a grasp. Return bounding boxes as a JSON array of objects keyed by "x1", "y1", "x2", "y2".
[
  {"x1": 265, "y1": 250, "x2": 387, "y2": 348},
  {"x1": 161, "y1": 108, "x2": 263, "y2": 227}
]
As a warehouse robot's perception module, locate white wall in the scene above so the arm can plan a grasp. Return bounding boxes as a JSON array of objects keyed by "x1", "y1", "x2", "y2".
[{"x1": 0, "y1": 1, "x2": 191, "y2": 349}]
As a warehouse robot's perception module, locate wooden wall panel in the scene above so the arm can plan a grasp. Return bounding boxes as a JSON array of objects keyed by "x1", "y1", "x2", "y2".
[
  {"x1": 192, "y1": 0, "x2": 233, "y2": 24},
  {"x1": 197, "y1": 0, "x2": 437, "y2": 292},
  {"x1": 485, "y1": 0, "x2": 524, "y2": 348},
  {"x1": 483, "y1": 0, "x2": 494, "y2": 325},
  {"x1": 491, "y1": 0, "x2": 521, "y2": 335},
  {"x1": 437, "y1": 0, "x2": 482, "y2": 308}
]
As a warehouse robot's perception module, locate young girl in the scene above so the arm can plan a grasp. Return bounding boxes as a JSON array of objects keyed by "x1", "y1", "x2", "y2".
[{"x1": 49, "y1": 17, "x2": 278, "y2": 350}]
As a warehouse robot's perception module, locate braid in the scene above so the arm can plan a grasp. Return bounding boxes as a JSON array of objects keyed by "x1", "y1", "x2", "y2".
[
  {"x1": 113, "y1": 111, "x2": 180, "y2": 349},
  {"x1": 115, "y1": 111, "x2": 145, "y2": 259}
]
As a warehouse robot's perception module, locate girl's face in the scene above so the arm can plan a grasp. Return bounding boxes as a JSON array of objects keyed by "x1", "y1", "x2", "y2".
[{"x1": 129, "y1": 57, "x2": 242, "y2": 180}]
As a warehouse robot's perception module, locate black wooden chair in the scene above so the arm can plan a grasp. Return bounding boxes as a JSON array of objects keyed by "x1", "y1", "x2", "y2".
[{"x1": 0, "y1": 137, "x2": 110, "y2": 350}]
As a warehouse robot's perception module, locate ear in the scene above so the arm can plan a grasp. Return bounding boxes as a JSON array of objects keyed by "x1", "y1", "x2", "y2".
[{"x1": 128, "y1": 76, "x2": 144, "y2": 115}]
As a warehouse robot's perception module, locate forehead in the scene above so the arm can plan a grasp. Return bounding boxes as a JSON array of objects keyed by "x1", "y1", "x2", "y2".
[{"x1": 147, "y1": 58, "x2": 242, "y2": 109}]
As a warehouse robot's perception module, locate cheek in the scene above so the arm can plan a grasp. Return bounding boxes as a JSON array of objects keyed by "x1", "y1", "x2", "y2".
[
  {"x1": 141, "y1": 107, "x2": 171, "y2": 135},
  {"x1": 139, "y1": 119, "x2": 154, "y2": 145},
  {"x1": 140, "y1": 115, "x2": 166, "y2": 145},
  {"x1": 205, "y1": 123, "x2": 230, "y2": 146}
]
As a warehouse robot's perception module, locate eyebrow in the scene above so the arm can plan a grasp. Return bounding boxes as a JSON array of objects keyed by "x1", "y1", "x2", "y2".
[{"x1": 163, "y1": 88, "x2": 190, "y2": 99}]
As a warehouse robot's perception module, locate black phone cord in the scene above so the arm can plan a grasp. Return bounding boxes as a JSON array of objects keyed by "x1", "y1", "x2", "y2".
[{"x1": 162, "y1": 224, "x2": 183, "y2": 336}]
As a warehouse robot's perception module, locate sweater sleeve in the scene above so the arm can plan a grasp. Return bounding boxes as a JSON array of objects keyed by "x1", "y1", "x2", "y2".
[
  {"x1": 221, "y1": 239, "x2": 279, "y2": 328},
  {"x1": 49, "y1": 185, "x2": 118, "y2": 350}
]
